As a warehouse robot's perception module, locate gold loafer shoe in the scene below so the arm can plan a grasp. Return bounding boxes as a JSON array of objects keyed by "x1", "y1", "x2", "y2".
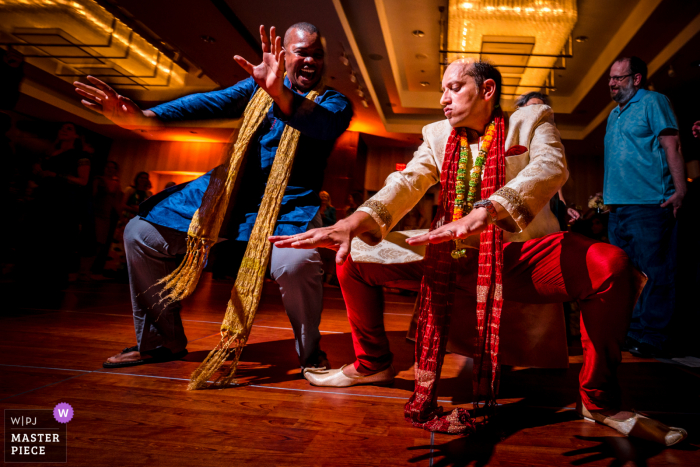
[
  {"x1": 303, "y1": 364, "x2": 395, "y2": 387},
  {"x1": 578, "y1": 401, "x2": 687, "y2": 446}
]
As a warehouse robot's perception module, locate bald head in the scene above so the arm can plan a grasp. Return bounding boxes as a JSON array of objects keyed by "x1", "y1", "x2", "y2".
[{"x1": 284, "y1": 22, "x2": 320, "y2": 47}]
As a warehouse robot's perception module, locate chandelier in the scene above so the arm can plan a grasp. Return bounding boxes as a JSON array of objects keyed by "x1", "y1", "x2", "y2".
[{"x1": 446, "y1": 0, "x2": 577, "y2": 98}]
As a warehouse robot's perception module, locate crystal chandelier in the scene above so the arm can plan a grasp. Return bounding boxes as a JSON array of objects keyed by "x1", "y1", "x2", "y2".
[{"x1": 447, "y1": 0, "x2": 577, "y2": 97}]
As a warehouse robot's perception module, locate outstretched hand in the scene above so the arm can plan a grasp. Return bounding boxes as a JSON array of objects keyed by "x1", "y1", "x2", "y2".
[
  {"x1": 406, "y1": 208, "x2": 491, "y2": 246},
  {"x1": 234, "y1": 25, "x2": 286, "y2": 99},
  {"x1": 74, "y1": 76, "x2": 151, "y2": 129},
  {"x1": 270, "y1": 222, "x2": 354, "y2": 265}
]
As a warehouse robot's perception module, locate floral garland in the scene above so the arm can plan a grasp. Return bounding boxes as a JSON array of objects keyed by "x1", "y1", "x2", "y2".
[
  {"x1": 453, "y1": 122, "x2": 496, "y2": 221},
  {"x1": 451, "y1": 122, "x2": 496, "y2": 260}
]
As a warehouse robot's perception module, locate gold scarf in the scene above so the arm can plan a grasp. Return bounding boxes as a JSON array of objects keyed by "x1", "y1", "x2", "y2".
[{"x1": 157, "y1": 84, "x2": 321, "y2": 390}]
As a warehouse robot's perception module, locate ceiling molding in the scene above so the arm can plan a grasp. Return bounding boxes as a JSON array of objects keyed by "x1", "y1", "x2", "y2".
[
  {"x1": 331, "y1": 0, "x2": 388, "y2": 128},
  {"x1": 549, "y1": 0, "x2": 663, "y2": 113},
  {"x1": 332, "y1": 0, "x2": 435, "y2": 134},
  {"x1": 374, "y1": 0, "x2": 442, "y2": 109}
]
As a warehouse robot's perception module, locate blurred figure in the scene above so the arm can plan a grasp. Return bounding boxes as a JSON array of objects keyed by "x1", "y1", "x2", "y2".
[
  {"x1": 397, "y1": 204, "x2": 429, "y2": 231},
  {"x1": 318, "y1": 191, "x2": 338, "y2": 284},
  {"x1": 515, "y1": 91, "x2": 549, "y2": 108},
  {"x1": 90, "y1": 161, "x2": 122, "y2": 275},
  {"x1": 318, "y1": 191, "x2": 336, "y2": 227},
  {"x1": 164, "y1": 181, "x2": 177, "y2": 190},
  {"x1": 19, "y1": 122, "x2": 91, "y2": 288},
  {"x1": 104, "y1": 172, "x2": 152, "y2": 275},
  {"x1": 517, "y1": 91, "x2": 580, "y2": 229},
  {"x1": 344, "y1": 192, "x2": 363, "y2": 218}
]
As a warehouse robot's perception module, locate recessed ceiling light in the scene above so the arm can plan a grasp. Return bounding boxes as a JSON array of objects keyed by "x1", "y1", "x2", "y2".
[
  {"x1": 339, "y1": 53, "x2": 349, "y2": 66},
  {"x1": 412, "y1": 30, "x2": 425, "y2": 37},
  {"x1": 420, "y1": 81, "x2": 430, "y2": 87},
  {"x1": 361, "y1": 100, "x2": 369, "y2": 108},
  {"x1": 368, "y1": 54, "x2": 383, "y2": 61},
  {"x1": 200, "y1": 35, "x2": 215, "y2": 43},
  {"x1": 575, "y1": 36, "x2": 588, "y2": 43},
  {"x1": 415, "y1": 53, "x2": 428, "y2": 60}
]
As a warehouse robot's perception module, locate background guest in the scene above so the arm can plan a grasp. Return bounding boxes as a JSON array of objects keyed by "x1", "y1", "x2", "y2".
[
  {"x1": 516, "y1": 92, "x2": 580, "y2": 230},
  {"x1": 90, "y1": 161, "x2": 122, "y2": 275},
  {"x1": 319, "y1": 191, "x2": 336, "y2": 227},
  {"x1": 104, "y1": 171, "x2": 152, "y2": 276},
  {"x1": 344, "y1": 191, "x2": 363, "y2": 218},
  {"x1": 603, "y1": 56, "x2": 685, "y2": 358},
  {"x1": 18, "y1": 122, "x2": 90, "y2": 289}
]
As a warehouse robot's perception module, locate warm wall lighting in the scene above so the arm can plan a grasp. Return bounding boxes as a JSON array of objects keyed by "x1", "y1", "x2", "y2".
[{"x1": 447, "y1": 0, "x2": 577, "y2": 95}]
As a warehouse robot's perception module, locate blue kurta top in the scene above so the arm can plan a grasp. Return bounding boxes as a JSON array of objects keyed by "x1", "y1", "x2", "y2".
[
  {"x1": 603, "y1": 89, "x2": 678, "y2": 205},
  {"x1": 139, "y1": 77, "x2": 353, "y2": 240}
]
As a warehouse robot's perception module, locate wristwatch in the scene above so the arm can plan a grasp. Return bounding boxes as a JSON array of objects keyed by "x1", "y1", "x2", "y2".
[{"x1": 473, "y1": 199, "x2": 498, "y2": 224}]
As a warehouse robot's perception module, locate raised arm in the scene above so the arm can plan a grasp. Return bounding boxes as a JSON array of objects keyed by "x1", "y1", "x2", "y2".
[
  {"x1": 74, "y1": 76, "x2": 163, "y2": 130},
  {"x1": 234, "y1": 25, "x2": 295, "y2": 116}
]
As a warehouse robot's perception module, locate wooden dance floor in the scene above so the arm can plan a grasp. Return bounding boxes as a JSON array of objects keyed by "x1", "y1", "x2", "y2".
[{"x1": 1, "y1": 277, "x2": 698, "y2": 466}]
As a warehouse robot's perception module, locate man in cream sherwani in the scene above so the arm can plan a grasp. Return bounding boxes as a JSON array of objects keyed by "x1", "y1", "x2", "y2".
[{"x1": 271, "y1": 59, "x2": 686, "y2": 445}]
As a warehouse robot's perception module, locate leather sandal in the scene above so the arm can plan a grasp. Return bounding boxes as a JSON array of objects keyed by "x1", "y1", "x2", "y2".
[
  {"x1": 103, "y1": 346, "x2": 188, "y2": 369},
  {"x1": 303, "y1": 364, "x2": 395, "y2": 387},
  {"x1": 577, "y1": 400, "x2": 687, "y2": 446}
]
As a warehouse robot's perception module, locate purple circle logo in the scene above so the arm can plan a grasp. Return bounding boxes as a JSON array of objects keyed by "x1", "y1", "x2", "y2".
[{"x1": 53, "y1": 402, "x2": 74, "y2": 423}]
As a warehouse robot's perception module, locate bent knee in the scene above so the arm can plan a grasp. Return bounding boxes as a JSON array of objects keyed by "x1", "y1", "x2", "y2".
[
  {"x1": 271, "y1": 255, "x2": 322, "y2": 283},
  {"x1": 587, "y1": 242, "x2": 632, "y2": 279}
]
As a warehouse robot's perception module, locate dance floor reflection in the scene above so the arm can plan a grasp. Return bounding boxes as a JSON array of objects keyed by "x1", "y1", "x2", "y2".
[{"x1": 1, "y1": 277, "x2": 698, "y2": 466}]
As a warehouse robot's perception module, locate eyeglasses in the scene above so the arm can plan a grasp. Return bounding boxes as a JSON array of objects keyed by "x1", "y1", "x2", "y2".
[{"x1": 609, "y1": 73, "x2": 634, "y2": 83}]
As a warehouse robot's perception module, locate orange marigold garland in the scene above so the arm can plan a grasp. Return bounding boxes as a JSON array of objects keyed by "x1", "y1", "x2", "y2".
[{"x1": 451, "y1": 122, "x2": 496, "y2": 259}]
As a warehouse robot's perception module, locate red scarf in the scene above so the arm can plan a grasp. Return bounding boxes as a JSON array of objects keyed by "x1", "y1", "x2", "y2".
[{"x1": 404, "y1": 111, "x2": 506, "y2": 434}]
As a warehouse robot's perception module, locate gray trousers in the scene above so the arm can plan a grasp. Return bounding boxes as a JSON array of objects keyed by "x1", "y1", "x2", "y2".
[{"x1": 123, "y1": 215, "x2": 324, "y2": 364}]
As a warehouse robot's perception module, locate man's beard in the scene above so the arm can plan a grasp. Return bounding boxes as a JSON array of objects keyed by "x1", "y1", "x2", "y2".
[{"x1": 611, "y1": 82, "x2": 636, "y2": 103}]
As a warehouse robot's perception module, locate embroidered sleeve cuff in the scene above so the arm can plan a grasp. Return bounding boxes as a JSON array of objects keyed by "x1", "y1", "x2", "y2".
[
  {"x1": 490, "y1": 187, "x2": 534, "y2": 233},
  {"x1": 357, "y1": 200, "x2": 392, "y2": 236}
]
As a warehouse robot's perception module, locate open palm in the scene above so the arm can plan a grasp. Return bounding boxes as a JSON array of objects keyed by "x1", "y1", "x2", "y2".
[
  {"x1": 74, "y1": 75, "x2": 149, "y2": 129},
  {"x1": 234, "y1": 25, "x2": 286, "y2": 98}
]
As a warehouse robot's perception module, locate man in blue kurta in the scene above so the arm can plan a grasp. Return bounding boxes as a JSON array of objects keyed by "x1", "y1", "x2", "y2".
[
  {"x1": 75, "y1": 23, "x2": 353, "y2": 369},
  {"x1": 604, "y1": 56, "x2": 686, "y2": 358}
]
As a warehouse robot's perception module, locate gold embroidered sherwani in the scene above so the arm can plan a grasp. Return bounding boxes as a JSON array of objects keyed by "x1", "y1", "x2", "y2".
[{"x1": 351, "y1": 105, "x2": 572, "y2": 368}]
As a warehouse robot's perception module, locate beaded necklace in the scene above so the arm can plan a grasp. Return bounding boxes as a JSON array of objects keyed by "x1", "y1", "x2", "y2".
[{"x1": 452, "y1": 122, "x2": 496, "y2": 221}]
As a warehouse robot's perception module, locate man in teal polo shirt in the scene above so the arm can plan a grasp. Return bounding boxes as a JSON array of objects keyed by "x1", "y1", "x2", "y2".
[{"x1": 603, "y1": 56, "x2": 686, "y2": 358}]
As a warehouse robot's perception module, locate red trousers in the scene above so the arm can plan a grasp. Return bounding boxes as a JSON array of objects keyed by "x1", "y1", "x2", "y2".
[{"x1": 337, "y1": 232, "x2": 635, "y2": 411}]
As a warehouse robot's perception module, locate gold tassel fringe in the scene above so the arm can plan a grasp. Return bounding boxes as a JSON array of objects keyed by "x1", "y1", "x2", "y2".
[{"x1": 188, "y1": 87, "x2": 322, "y2": 390}]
